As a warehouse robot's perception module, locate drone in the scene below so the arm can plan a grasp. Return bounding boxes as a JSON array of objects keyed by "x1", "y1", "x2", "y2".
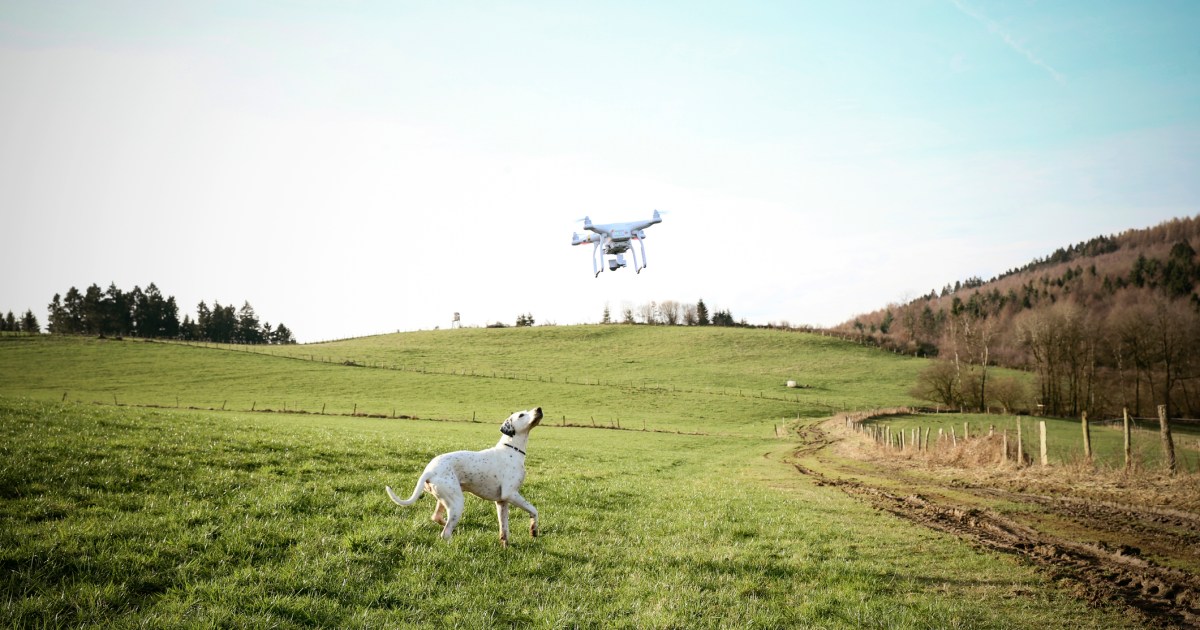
[{"x1": 571, "y1": 210, "x2": 663, "y2": 277}]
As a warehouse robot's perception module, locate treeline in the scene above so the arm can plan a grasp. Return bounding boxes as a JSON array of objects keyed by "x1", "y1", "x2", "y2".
[
  {"x1": 601, "y1": 298, "x2": 742, "y2": 326},
  {"x1": 842, "y1": 216, "x2": 1200, "y2": 419},
  {"x1": 45, "y1": 283, "x2": 296, "y2": 344},
  {"x1": 0, "y1": 310, "x2": 41, "y2": 333}
]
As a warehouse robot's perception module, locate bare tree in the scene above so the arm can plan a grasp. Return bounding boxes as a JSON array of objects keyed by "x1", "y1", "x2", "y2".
[
  {"x1": 660, "y1": 300, "x2": 681, "y2": 325},
  {"x1": 909, "y1": 360, "x2": 961, "y2": 408},
  {"x1": 637, "y1": 301, "x2": 658, "y2": 325},
  {"x1": 682, "y1": 303, "x2": 698, "y2": 325}
]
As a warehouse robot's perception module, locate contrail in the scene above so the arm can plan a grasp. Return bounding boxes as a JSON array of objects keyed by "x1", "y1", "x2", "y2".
[{"x1": 949, "y1": 0, "x2": 1066, "y2": 84}]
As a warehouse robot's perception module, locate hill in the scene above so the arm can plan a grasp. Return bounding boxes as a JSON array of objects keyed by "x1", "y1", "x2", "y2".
[
  {"x1": 0, "y1": 326, "x2": 934, "y2": 436},
  {"x1": 0, "y1": 326, "x2": 1142, "y2": 627},
  {"x1": 835, "y1": 215, "x2": 1200, "y2": 419}
]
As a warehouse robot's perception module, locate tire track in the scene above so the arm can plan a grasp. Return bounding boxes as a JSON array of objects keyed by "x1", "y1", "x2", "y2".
[{"x1": 790, "y1": 420, "x2": 1200, "y2": 629}]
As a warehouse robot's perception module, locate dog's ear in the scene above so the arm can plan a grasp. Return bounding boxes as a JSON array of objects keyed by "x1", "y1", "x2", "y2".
[{"x1": 500, "y1": 420, "x2": 516, "y2": 437}]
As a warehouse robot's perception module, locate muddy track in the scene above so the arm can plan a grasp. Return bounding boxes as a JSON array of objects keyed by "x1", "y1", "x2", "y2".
[{"x1": 791, "y1": 421, "x2": 1200, "y2": 629}]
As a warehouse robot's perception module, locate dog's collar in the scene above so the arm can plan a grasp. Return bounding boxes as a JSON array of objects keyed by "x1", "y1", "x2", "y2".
[{"x1": 504, "y1": 443, "x2": 526, "y2": 456}]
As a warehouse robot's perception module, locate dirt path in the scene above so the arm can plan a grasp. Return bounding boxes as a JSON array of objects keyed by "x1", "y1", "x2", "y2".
[{"x1": 788, "y1": 420, "x2": 1200, "y2": 629}]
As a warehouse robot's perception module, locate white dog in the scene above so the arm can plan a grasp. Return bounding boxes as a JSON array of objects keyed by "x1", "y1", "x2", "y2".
[{"x1": 386, "y1": 407, "x2": 543, "y2": 546}]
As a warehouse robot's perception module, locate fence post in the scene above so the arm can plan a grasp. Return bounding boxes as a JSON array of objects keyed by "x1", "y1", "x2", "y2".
[
  {"x1": 1015, "y1": 417, "x2": 1023, "y2": 468},
  {"x1": 1039, "y1": 420, "x2": 1048, "y2": 466},
  {"x1": 1081, "y1": 411, "x2": 1092, "y2": 462},
  {"x1": 1159, "y1": 404, "x2": 1176, "y2": 475},
  {"x1": 1002, "y1": 429, "x2": 1008, "y2": 465},
  {"x1": 950, "y1": 426, "x2": 957, "y2": 447},
  {"x1": 1123, "y1": 408, "x2": 1132, "y2": 472}
]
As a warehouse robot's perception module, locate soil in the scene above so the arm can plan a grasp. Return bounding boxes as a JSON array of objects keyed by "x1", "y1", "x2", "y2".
[{"x1": 789, "y1": 417, "x2": 1200, "y2": 629}]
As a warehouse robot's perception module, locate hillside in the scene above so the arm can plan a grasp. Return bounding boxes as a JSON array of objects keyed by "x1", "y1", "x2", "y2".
[
  {"x1": 0, "y1": 326, "x2": 935, "y2": 437},
  {"x1": 836, "y1": 215, "x2": 1200, "y2": 419},
  {"x1": 1, "y1": 317, "x2": 1191, "y2": 626}
]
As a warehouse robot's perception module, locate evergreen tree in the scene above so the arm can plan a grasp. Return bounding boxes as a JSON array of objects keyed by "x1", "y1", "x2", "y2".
[
  {"x1": 236, "y1": 302, "x2": 264, "y2": 343},
  {"x1": 207, "y1": 302, "x2": 237, "y2": 342},
  {"x1": 180, "y1": 314, "x2": 199, "y2": 340},
  {"x1": 103, "y1": 283, "x2": 133, "y2": 336},
  {"x1": 82, "y1": 284, "x2": 104, "y2": 334},
  {"x1": 696, "y1": 298, "x2": 710, "y2": 326},
  {"x1": 195, "y1": 301, "x2": 212, "y2": 339},
  {"x1": 63, "y1": 287, "x2": 84, "y2": 334},
  {"x1": 601, "y1": 303, "x2": 612, "y2": 324},
  {"x1": 161, "y1": 296, "x2": 180, "y2": 338},
  {"x1": 20, "y1": 310, "x2": 40, "y2": 333},
  {"x1": 2, "y1": 311, "x2": 14, "y2": 331},
  {"x1": 272, "y1": 323, "x2": 296, "y2": 344},
  {"x1": 1163, "y1": 241, "x2": 1197, "y2": 298},
  {"x1": 47, "y1": 294, "x2": 67, "y2": 334}
]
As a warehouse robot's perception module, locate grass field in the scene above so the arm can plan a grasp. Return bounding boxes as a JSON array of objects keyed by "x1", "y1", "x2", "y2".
[
  {"x1": 0, "y1": 328, "x2": 1135, "y2": 627},
  {"x1": 0, "y1": 328, "x2": 934, "y2": 437}
]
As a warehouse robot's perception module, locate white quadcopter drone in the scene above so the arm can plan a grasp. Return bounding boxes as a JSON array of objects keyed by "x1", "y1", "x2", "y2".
[{"x1": 571, "y1": 210, "x2": 663, "y2": 277}]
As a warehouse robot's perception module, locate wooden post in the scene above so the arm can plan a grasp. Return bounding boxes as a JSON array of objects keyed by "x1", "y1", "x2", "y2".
[
  {"x1": 1039, "y1": 420, "x2": 1048, "y2": 466},
  {"x1": 963, "y1": 422, "x2": 969, "y2": 440},
  {"x1": 1015, "y1": 417, "x2": 1023, "y2": 467},
  {"x1": 1084, "y1": 410, "x2": 1094, "y2": 458},
  {"x1": 1123, "y1": 408, "x2": 1132, "y2": 472},
  {"x1": 923, "y1": 427, "x2": 930, "y2": 451},
  {"x1": 950, "y1": 426, "x2": 957, "y2": 447},
  {"x1": 1002, "y1": 429, "x2": 1008, "y2": 465},
  {"x1": 1159, "y1": 404, "x2": 1176, "y2": 475}
]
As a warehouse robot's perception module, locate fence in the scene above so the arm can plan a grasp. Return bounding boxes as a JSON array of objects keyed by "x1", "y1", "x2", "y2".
[
  {"x1": 850, "y1": 405, "x2": 1199, "y2": 475},
  {"x1": 164, "y1": 339, "x2": 858, "y2": 411}
]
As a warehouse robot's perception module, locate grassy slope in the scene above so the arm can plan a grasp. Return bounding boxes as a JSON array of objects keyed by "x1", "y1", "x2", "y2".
[
  {"x1": 1, "y1": 400, "x2": 1123, "y2": 628},
  {"x1": 0, "y1": 327, "x2": 931, "y2": 436},
  {"x1": 0, "y1": 328, "x2": 1130, "y2": 627}
]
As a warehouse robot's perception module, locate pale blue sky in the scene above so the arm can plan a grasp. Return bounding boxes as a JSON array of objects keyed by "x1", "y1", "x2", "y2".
[{"x1": 2, "y1": 1, "x2": 1197, "y2": 340}]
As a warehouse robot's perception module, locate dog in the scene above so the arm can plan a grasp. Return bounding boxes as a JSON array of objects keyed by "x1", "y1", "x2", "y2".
[{"x1": 386, "y1": 407, "x2": 543, "y2": 546}]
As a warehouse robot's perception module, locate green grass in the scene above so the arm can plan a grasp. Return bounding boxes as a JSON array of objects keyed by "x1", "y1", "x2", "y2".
[
  {"x1": 0, "y1": 328, "x2": 928, "y2": 437},
  {"x1": 1, "y1": 399, "x2": 1128, "y2": 628},
  {"x1": 867, "y1": 412, "x2": 1200, "y2": 472},
  {"x1": 0, "y1": 329, "x2": 1142, "y2": 626}
]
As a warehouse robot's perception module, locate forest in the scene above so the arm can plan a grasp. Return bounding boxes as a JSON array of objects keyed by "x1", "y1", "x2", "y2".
[
  {"x1": 837, "y1": 216, "x2": 1200, "y2": 419},
  {"x1": 40, "y1": 283, "x2": 295, "y2": 344}
]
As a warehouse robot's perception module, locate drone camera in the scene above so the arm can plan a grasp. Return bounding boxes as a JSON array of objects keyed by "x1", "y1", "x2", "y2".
[{"x1": 608, "y1": 254, "x2": 627, "y2": 271}]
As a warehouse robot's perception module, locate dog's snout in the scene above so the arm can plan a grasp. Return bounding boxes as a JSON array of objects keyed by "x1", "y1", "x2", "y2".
[{"x1": 533, "y1": 407, "x2": 543, "y2": 420}]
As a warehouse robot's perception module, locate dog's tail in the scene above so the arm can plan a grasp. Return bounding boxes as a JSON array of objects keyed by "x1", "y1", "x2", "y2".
[{"x1": 385, "y1": 471, "x2": 430, "y2": 507}]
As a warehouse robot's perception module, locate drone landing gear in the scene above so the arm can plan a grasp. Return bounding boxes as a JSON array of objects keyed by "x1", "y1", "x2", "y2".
[
  {"x1": 591, "y1": 242, "x2": 602, "y2": 278},
  {"x1": 590, "y1": 239, "x2": 648, "y2": 278},
  {"x1": 631, "y1": 237, "x2": 648, "y2": 274}
]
